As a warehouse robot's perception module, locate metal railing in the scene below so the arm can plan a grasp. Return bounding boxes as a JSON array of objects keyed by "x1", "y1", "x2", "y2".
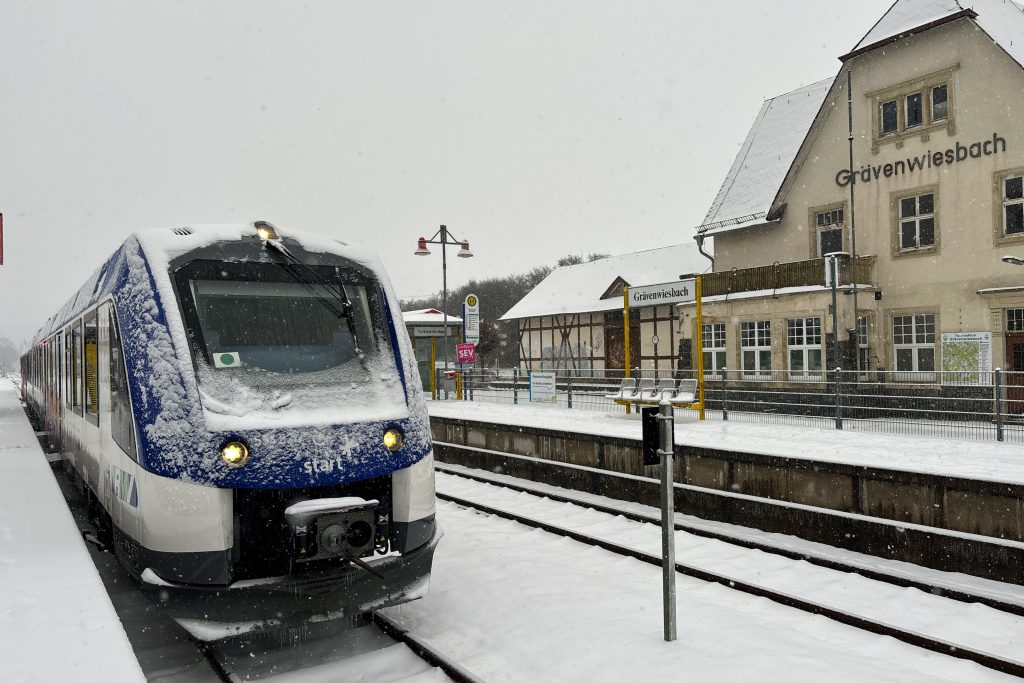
[
  {"x1": 700, "y1": 255, "x2": 875, "y2": 297},
  {"x1": 443, "y1": 367, "x2": 1024, "y2": 443}
]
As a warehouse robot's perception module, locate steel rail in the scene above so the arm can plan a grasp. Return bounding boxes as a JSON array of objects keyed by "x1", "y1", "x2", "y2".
[
  {"x1": 191, "y1": 613, "x2": 485, "y2": 683},
  {"x1": 434, "y1": 451, "x2": 1024, "y2": 617},
  {"x1": 435, "y1": 488, "x2": 1024, "y2": 678},
  {"x1": 372, "y1": 612, "x2": 487, "y2": 683}
]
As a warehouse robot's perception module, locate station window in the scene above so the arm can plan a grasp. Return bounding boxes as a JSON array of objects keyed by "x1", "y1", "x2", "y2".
[
  {"x1": 702, "y1": 323, "x2": 726, "y2": 378},
  {"x1": 898, "y1": 192, "x2": 935, "y2": 251},
  {"x1": 1004, "y1": 176, "x2": 1024, "y2": 236},
  {"x1": 905, "y1": 92, "x2": 923, "y2": 128},
  {"x1": 869, "y1": 67, "x2": 955, "y2": 151},
  {"x1": 786, "y1": 317, "x2": 822, "y2": 380},
  {"x1": 740, "y1": 320, "x2": 771, "y2": 378},
  {"x1": 857, "y1": 316, "x2": 871, "y2": 375},
  {"x1": 1008, "y1": 309, "x2": 1024, "y2": 332},
  {"x1": 893, "y1": 314, "x2": 936, "y2": 379},
  {"x1": 931, "y1": 84, "x2": 948, "y2": 122},
  {"x1": 816, "y1": 208, "x2": 844, "y2": 256},
  {"x1": 880, "y1": 100, "x2": 898, "y2": 135}
]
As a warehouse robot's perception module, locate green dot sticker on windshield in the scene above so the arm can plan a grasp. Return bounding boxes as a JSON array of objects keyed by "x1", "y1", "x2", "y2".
[{"x1": 213, "y1": 351, "x2": 241, "y2": 369}]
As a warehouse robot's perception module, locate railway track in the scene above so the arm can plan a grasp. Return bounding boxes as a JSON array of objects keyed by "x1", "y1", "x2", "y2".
[
  {"x1": 189, "y1": 614, "x2": 485, "y2": 683},
  {"x1": 435, "y1": 458, "x2": 1024, "y2": 616},
  {"x1": 435, "y1": 462, "x2": 1024, "y2": 679},
  {"x1": 49, "y1": 450, "x2": 481, "y2": 683}
]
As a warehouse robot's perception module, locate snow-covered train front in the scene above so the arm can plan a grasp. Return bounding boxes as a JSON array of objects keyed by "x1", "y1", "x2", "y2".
[{"x1": 20, "y1": 222, "x2": 439, "y2": 621}]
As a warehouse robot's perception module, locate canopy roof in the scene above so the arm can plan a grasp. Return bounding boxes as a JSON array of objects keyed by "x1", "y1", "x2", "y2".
[{"x1": 500, "y1": 243, "x2": 711, "y2": 321}]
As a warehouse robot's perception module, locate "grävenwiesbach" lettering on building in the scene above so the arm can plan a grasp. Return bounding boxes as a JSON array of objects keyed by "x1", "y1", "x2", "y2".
[{"x1": 835, "y1": 133, "x2": 1006, "y2": 187}]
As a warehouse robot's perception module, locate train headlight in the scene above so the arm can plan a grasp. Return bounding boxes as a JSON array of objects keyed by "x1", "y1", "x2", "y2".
[
  {"x1": 382, "y1": 428, "x2": 404, "y2": 452},
  {"x1": 220, "y1": 441, "x2": 250, "y2": 467},
  {"x1": 254, "y1": 221, "x2": 279, "y2": 241}
]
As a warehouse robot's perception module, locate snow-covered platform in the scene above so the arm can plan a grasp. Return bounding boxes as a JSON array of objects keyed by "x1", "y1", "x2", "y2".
[
  {"x1": 428, "y1": 400, "x2": 1024, "y2": 583},
  {"x1": 0, "y1": 380, "x2": 144, "y2": 681}
]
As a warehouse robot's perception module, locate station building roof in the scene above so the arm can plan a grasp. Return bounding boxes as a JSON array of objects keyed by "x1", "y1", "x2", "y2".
[
  {"x1": 402, "y1": 308, "x2": 463, "y2": 325},
  {"x1": 695, "y1": 0, "x2": 1024, "y2": 239},
  {"x1": 695, "y1": 78, "x2": 831, "y2": 238},
  {"x1": 499, "y1": 243, "x2": 711, "y2": 321}
]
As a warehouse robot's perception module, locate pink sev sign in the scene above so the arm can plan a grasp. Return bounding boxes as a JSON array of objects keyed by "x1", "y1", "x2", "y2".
[{"x1": 456, "y1": 342, "x2": 476, "y2": 364}]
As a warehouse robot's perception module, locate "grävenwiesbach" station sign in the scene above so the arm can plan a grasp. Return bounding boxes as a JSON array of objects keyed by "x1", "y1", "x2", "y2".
[{"x1": 629, "y1": 279, "x2": 696, "y2": 307}]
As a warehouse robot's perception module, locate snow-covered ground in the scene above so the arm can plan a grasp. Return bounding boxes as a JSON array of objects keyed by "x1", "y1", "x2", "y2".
[
  {"x1": 0, "y1": 380, "x2": 144, "y2": 681},
  {"x1": 383, "y1": 495, "x2": 1020, "y2": 682},
  {"x1": 5, "y1": 373, "x2": 1023, "y2": 682},
  {"x1": 433, "y1": 471, "x2": 1024, "y2": 662},
  {"x1": 428, "y1": 400, "x2": 1024, "y2": 485}
]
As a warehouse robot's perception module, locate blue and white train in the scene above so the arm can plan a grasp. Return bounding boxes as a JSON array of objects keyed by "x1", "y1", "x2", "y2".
[{"x1": 20, "y1": 222, "x2": 439, "y2": 622}]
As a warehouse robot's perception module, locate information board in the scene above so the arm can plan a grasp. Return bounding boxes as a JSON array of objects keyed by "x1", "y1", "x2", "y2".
[
  {"x1": 941, "y1": 331, "x2": 992, "y2": 384},
  {"x1": 529, "y1": 371, "x2": 557, "y2": 403},
  {"x1": 463, "y1": 294, "x2": 480, "y2": 344}
]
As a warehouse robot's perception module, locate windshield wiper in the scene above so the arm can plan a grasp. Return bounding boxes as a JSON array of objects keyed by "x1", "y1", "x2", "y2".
[{"x1": 264, "y1": 239, "x2": 366, "y2": 361}]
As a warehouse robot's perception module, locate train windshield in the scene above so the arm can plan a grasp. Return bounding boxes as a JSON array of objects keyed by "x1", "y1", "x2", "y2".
[
  {"x1": 176, "y1": 260, "x2": 405, "y2": 424},
  {"x1": 189, "y1": 279, "x2": 375, "y2": 375}
]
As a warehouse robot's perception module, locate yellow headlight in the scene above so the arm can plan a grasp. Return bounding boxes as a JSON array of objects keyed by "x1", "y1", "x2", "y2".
[
  {"x1": 254, "y1": 221, "x2": 279, "y2": 241},
  {"x1": 221, "y1": 441, "x2": 249, "y2": 467},
  {"x1": 383, "y1": 429, "x2": 404, "y2": 452}
]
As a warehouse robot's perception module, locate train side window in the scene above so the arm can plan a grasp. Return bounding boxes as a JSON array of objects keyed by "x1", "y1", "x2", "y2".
[
  {"x1": 56, "y1": 332, "x2": 63, "y2": 403},
  {"x1": 84, "y1": 310, "x2": 99, "y2": 424},
  {"x1": 108, "y1": 306, "x2": 137, "y2": 459},
  {"x1": 65, "y1": 328, "x2": 73, "y2": 408},
  {"x1": 72, "y1": 320, "x2": 83, "y2": 415}
]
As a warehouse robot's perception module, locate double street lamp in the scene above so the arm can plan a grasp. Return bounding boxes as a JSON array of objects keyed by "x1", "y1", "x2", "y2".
[{"x1": 415, "y1": 225, "x2": 473, "y2": 397}]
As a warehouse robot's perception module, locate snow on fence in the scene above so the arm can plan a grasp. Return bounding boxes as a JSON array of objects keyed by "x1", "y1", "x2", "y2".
[{"x1": 449, "y1": 368, "x2": 1024, "y2": 444}]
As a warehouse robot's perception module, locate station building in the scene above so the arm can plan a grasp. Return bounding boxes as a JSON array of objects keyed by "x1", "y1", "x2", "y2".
[
  {"x1": 500, "y1": 244, "x2": 710, "y2": 375},
  {"x1": 687, "y1": 0, "x2": 1024, "y2": 383},
  {"x1": 402, "y1": 308, "x2": 462, "y2": 388}
]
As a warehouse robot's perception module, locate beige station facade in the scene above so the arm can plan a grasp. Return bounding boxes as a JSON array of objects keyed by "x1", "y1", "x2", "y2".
[
  {"x1": 688, "y1": 0, "x2": 1024, "y2": 382},
  {"x1": 503, "y1": 0, "x2": 1024, "y2": 383}
]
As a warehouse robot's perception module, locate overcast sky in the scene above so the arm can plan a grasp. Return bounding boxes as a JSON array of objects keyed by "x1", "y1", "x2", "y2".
[{"x1": 0, "y1": 0, "x2": 892, "y2": 347}]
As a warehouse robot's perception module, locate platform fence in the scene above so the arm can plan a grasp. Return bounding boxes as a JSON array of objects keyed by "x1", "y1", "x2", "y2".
[{"x1": 445, "y1": 367, "x2": 1024, "y2": 444}]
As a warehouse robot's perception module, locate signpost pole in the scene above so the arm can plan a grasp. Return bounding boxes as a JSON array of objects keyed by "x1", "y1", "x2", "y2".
[
  {"x1": 430, "y1": 337, "x2": 437, "y2": 399},
  {"x1": 658, "y1": 398, "x2": 677, "y2": 642},
  {"x1": 623, "y1": 286, "x2": 632, "y2": 415},
  {"x1": 695, "y1": 275, "x2": 705, "y2": 420}
]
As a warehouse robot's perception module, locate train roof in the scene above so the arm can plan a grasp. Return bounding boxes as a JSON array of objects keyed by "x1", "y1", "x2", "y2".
[{"x1": 29, "y1": 222, "x2": 387, "y2": 346}]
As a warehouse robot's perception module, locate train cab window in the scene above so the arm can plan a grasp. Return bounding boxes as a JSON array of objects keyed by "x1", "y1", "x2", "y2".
[
  {"x1": 84, "y1": 310, "x2": 99, "y2": 424},
  {"x1": 174, "y1": 258, "x2": 399, "y2": 416},
  {"x1": 187, "y1": 279, "x2": 377, "y2": 374},
  {"x1": 72, "y1": 321, "x2": 83, "y2": 415},
  {"x1": 107, "y1": 304, "x2": 137, "y2": 459}
]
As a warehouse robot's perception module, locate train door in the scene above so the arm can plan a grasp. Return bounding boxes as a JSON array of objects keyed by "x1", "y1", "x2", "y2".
[
  {"x1": 54, "y1": 332, "x2": 63, "y2": 448},
  {"x1": 45, "y1": 338, "x2": 55, "y2": 437},
  {"x1": 81, "y1": 310, "x2": 101, "y2": 491},
  {"x1": 102, "y1": 302, "x2": 141, "y2": 542}
]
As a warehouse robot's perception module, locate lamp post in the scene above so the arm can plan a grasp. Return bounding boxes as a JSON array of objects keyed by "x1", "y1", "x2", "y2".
[
  {"x1": 825, "y1": 251, "x2": 850, "y2": 371},
  {"x1": 1003, "y1": 255, "x2": 1024, "y2": 266},
  {"x1": 415, "y1": 225, "x2": 473, "y2": 398}
]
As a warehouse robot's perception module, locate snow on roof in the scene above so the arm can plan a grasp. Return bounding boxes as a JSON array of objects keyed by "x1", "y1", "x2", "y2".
[
  {"x1": 697, "y1": 0, "x2": 1024, "y2": 240},
  {"x1": 402, "y1": 308, "x2": 463, "y2": 324},
  {"x1": 847, "y1": 0, "x2": 965, "y2": 59},
  {"x1": 499, "y1": 243, "x2": 712, "y2": 321},
  {"x1": 844, "y1": 0, "x2": 1024, "y2": 67},
  {"x1": 696, "y1": 78, "x2": 832, "y2": 237}
]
